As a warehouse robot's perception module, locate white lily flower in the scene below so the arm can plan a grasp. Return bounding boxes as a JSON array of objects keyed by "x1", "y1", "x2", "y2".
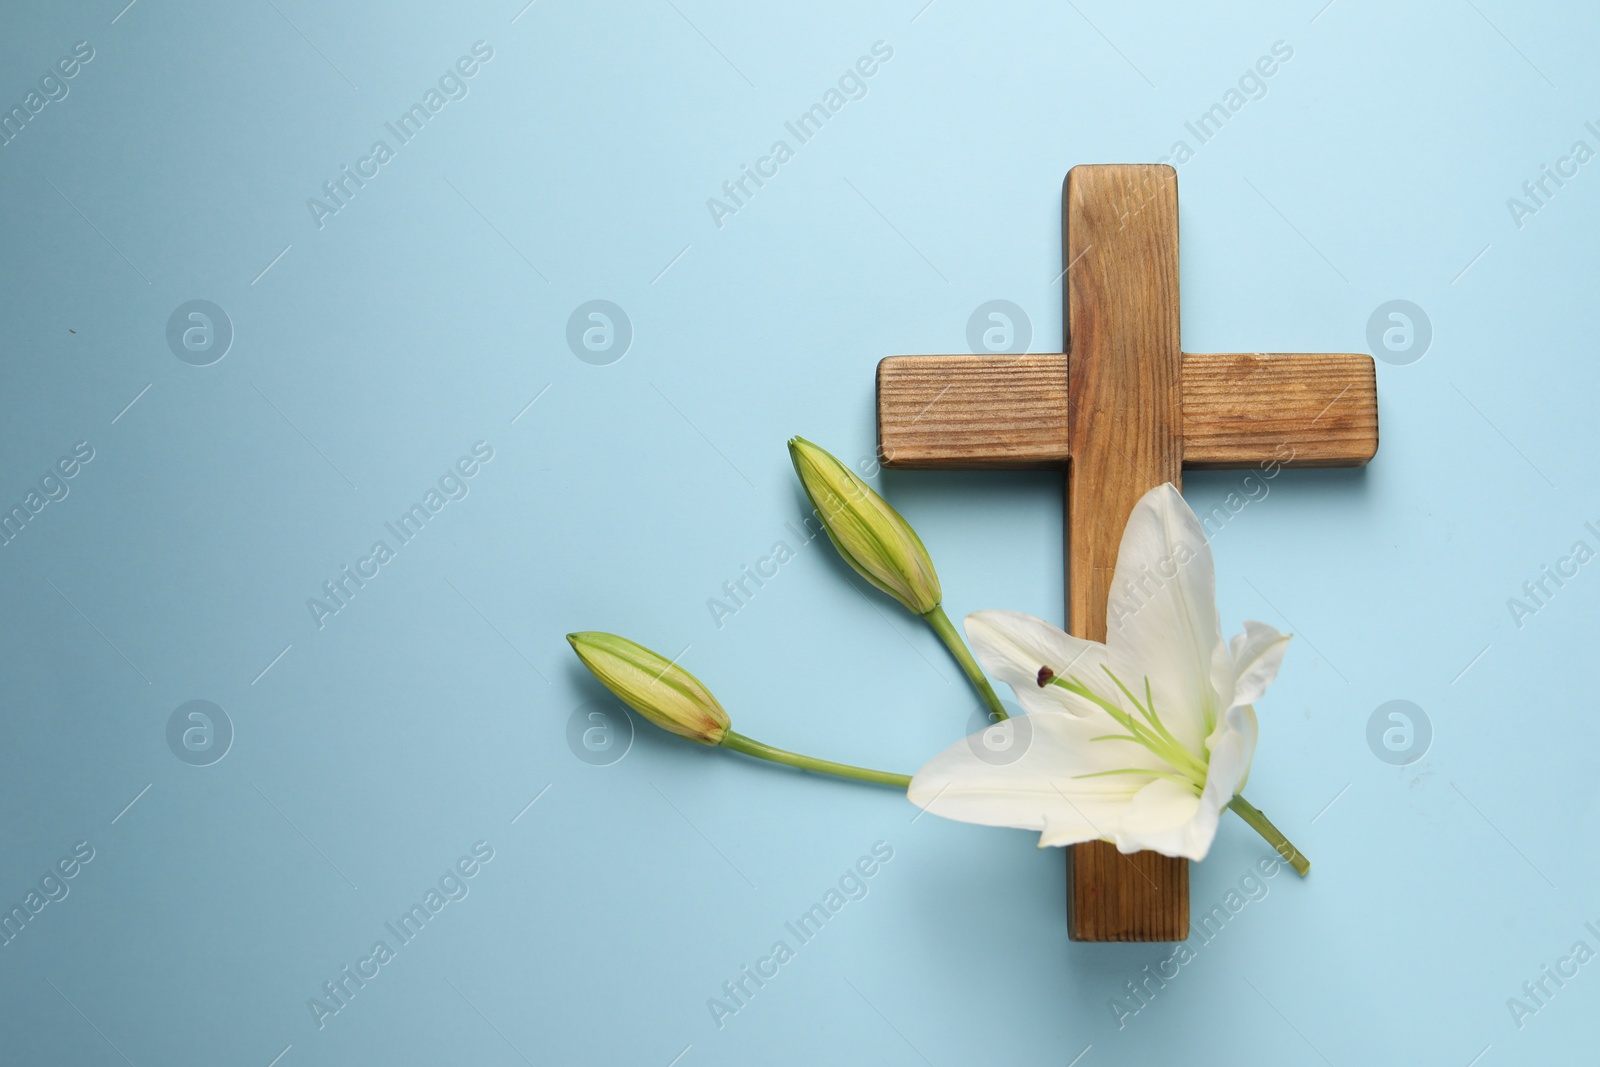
[{"x1": 908, "y1": 483, "x2": 1306, "y2": 871}]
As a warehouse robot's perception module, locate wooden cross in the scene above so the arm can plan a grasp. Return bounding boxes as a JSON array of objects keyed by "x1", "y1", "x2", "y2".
[{"x1": 876, "y1": 164, "x2": 1378, "y2": 941}]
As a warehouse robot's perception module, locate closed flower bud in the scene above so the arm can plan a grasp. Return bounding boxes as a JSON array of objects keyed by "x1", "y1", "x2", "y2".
[
  {"x1": 788, "y1": 436, "x2": 942, "y2": 615},
  {"x1": 565, "y1": 632, "x2": 730, "y2": 745}
]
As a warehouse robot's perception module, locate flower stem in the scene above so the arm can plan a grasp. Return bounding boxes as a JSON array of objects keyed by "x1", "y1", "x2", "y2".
[
  {"x1": 721, "y1": 731, "x2": 911, "y2": 789},
  {"x1": 1227, "y1": 795, "x2": 1310, "y2": 876},
  {"x1": 923, "y1": 604, "x2": 1009, "y2": 721}
]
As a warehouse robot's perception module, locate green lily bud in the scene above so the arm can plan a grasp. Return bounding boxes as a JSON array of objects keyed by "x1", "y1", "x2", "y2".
[
  {"x1": 566, "y1": 632, "x2": 730, "y2": 745},
  {"x1": 787, "y1": 436, "x2": 942, "y2": 615}
]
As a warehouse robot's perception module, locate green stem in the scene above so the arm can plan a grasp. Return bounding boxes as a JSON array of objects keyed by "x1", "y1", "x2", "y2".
[
  {"x1": 1228, "y1": 795, "x2": 1310, "y2": 876},
  {"x1": 721, "y1": 731, "x2": 911, "y2": 789},
  {"x1": 923, "y1": 604, "x2": 1009, "y2": 722}
]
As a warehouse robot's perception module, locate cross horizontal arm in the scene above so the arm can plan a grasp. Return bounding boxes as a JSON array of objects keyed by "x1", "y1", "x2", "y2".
[
  {"x1": 1181, "y1": 352, "x2": 1377, "y2": 469},
  {"x1": 876, "y1": 352, "x2": 1070, "y2": 469},
  {"x1": 875, "y1": 351, "x2": 1377, "y2": 470}
]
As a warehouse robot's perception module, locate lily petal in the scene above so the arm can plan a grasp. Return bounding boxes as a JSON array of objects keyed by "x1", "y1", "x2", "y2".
[
  {"x1": 909, "y1": 712, "x2": 1169, "y2": 847},
  {"x1": 1114, "y1": 778, "x2": 1205, "y2": 855},
  {"x1": 1229, "y1": 621, "x2": 1290, "y2": 708},
  {"x1": 1103, "y1": 484, "x2": 1228, "y2": 754},
  {"x1": 1208, "y1": 700, "x2": 1259, "y2": 795},
  {"x1": 1103, "y1": 703, "x2": 1258, "y2": 860},
  {"x1": 966, "y1": 610, "x2": 1109, "y2": 718}
]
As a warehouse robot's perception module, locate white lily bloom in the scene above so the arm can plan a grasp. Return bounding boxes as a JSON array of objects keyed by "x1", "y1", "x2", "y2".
[{"x1": 908, "y1": 483, "x2": 1294, "y2": 863}]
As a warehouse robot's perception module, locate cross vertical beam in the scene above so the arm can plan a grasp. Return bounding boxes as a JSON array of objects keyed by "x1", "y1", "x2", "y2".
[{"x1": 1063, "y1": 164, "x2": 1188, "y2": 942}]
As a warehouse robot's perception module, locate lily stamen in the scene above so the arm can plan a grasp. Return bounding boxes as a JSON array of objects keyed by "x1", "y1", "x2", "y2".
[{"x1": 1045, "y1": 670, "x2": 1208, "y2": 786}]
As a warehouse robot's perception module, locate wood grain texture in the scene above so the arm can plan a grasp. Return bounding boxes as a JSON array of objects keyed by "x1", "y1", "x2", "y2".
[
  {"x1": 1069, "y1": 840, "x2": 1190, "y2": 944},
  {"x1": 876, "y1": 351, "x2": 1378, "y2": 472},
  {"x1": 1064, "y1": 164, "x2": 1189, "y2": 942},
  {"x1": 1182, "y1": 352, "x2": 1378, "y2": 469},
  {"x1": 876, "y1": 353, "x2": 1070, "y2": 468}
]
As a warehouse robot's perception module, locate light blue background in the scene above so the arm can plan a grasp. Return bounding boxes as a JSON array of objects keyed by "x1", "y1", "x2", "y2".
[{"x1": 1, "y1": 1, "x2": 1595, "y2": 1064}]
